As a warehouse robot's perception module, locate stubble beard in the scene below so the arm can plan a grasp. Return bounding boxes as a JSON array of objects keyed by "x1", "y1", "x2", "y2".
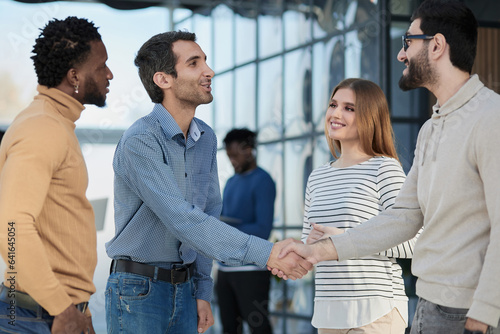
[
  {"x1": 83, "y1": 77, "x2": 107, "y2": 107},
  {"x1": 398, "y1": 45, "x2": 436, "y2": 91}
]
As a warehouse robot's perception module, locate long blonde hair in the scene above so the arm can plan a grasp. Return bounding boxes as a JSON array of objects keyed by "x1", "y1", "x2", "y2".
[{"x1": 324, "y1": 78, "x2": 399, "y2": 161}]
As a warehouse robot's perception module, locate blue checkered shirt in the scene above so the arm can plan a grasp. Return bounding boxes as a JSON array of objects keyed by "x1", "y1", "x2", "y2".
[{"x1": 106, "y1": 103, "x2": 273, "y2": 301}]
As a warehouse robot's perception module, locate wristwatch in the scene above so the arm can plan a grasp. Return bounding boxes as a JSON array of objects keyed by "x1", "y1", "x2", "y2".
[{"x1": 463, "y1": 329, "x2": 486, "y2": 334}]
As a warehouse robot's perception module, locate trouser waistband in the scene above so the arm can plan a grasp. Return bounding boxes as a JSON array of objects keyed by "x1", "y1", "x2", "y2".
[{"x1": 110, "y1": 259, "x2": 194, "y2": 284}]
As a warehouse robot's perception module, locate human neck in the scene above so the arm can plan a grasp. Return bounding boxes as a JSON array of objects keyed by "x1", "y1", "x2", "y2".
[
  {"x1": 162, "y1": 100, "x2": 196, "y2": 139},
  {"x1": 332, "y1": 143, "x2": 373, "y2": 168},
  {"x1": 429, "y1": 67, "x2": 470, "y2": 107}
]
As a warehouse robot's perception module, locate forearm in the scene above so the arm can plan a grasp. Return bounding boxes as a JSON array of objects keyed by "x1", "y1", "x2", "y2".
[{"x1": 331, "y1": 206, "x2": 422, "y2": 261}]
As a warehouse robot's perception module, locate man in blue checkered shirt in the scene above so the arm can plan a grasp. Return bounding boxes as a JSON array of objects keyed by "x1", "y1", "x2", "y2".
[{"x1": 104, "y1": 31, "x2": 311, "y2": 334}]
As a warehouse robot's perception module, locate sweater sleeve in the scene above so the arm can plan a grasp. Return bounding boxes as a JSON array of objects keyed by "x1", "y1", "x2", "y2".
[
  {"x1": 0, "y1": 115, "x2": 73, "y2": 315},
  {"x1": 376, "y1": 158, "x2": 421, "y2": 259},
  {"x1": 466, "y1": 109, "x2": 500, "y2": 326},
  {"x1": 331, "y1": 132, "x2": 426, "y2": 262}
]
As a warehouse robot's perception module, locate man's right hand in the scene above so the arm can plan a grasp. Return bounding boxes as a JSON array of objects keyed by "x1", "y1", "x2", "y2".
[
  {"x1": 51, "y1": 304, "x2": 89, "y2": 334},
  {"x1": 266, "y1": 238, "x2": 313, "y2": 280}
]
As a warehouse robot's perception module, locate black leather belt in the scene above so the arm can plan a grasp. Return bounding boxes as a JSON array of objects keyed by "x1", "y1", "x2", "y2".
[
  {"x1": 111, "y1": 259, "x2": 194, "y2": 284},
  {"x1": 0, "y1": 283, "x2": 88, "y2": 314}
]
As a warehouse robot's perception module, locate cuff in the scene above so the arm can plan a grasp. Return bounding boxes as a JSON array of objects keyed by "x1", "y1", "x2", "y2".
[
  {"x1": 330, "y1": 230, "x2": 358, "y2": 261},
  {"x1": 36, "y1": 285, "x2": 73, "y2": 316},
  {"x1": 194, "y1": 278, "x2": 213, "y2": 302},
  {"x1": 243, "y1": 236, "x2": 273, "y2": 268},
  {"x1": 467, "y1": 300, "x2": 500, "y2": 328}
]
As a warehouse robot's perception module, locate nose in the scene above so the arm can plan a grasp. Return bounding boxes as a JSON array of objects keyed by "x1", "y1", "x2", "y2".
[
  {"x1": 204, "y1": 63, "x2": 215, "y2": 79},
  {"x1": 397, "y1": 47, "x2": 406, "y2": 63},
  {"x1": 107, "y1": 67, "x2": 114, "y2": 80}
]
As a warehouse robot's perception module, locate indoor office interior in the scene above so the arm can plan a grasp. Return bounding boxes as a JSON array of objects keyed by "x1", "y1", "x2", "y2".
[{"x1": 0, "y1": 0, "x2": 499, "y2": 333}]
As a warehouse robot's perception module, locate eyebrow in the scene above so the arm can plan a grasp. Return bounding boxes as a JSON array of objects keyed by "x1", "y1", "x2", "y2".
[
  {"x1": 331, "y1": 98, "x2": 355, "y2": 107},
  {"x1": 185, "y1": 55, "x2": 207, "y2": 64}
]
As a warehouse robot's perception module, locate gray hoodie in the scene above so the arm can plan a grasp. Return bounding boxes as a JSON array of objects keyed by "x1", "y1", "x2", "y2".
[{"x1": 331, "y1": 75, "x2": 500, "y2": 327}]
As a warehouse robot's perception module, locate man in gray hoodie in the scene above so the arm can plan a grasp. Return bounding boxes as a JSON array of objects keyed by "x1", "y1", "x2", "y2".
[{"x1": 276, "y1": 1, "x2": 500, "y2": 333}]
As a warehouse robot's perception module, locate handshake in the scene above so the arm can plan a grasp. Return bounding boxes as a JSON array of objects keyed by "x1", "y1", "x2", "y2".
[{"x1": 266, "y1": 223, "x2": 343, "y2": 280}]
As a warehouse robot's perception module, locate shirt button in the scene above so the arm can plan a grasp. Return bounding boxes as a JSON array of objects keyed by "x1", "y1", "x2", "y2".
[{"x1": 185, "y1": 173, "x2": 187, "y2": 177}]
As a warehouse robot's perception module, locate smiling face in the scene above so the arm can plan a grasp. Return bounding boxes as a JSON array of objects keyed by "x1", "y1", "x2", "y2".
[
  {"x1": 326, "y1": 88, "x2": 359, "y2": 144},
  {"x1": 76, "y1": 40, "x2": 113, "y2": 107},
  {"x1": 397, "y1": 19, "x2": 437, "y2": 91},
  {"x1": 170, "y1": 40, "x2": 215, "y2": 108}
]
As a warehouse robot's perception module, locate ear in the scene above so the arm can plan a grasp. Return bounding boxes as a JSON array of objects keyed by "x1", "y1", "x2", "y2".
[
  {"x1": 429, "y1": 33, "x2": 447, "y2": 60},
  {"x1": 65, "y1": 68, "x2": 79, "y2": 87},
  {"x1": 153, "y1": 72, "x2": 172, "y2": 89}
]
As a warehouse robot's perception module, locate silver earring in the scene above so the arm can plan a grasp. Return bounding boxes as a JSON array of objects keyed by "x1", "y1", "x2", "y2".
[{"x1": 74, "y1": 85, "x2": 79, "y2": 94}]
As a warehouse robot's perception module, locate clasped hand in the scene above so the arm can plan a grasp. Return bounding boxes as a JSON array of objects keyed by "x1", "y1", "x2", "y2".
[{"x1": 267, "y1": 224, "x2": 343, "y2": 279}]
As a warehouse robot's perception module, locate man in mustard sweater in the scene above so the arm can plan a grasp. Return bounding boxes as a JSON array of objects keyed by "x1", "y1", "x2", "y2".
[
  {"x1": 0, "y1": 17, "x2": 113, "y2": 334},
  {"x1": 278, "y1": 1, "x2": 500, "y2": 334}
]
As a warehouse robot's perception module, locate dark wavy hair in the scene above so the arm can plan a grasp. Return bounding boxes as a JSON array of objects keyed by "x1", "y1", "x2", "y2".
[
  {"x1": 31, "y1": 16, "x2": 101, "y2": 87},
  {"x1": 412, "y1": 0, "x2": 478, "y2": 73},
  {"x1": 134, "y1": 31, "x2": 196, "y2": 103}
]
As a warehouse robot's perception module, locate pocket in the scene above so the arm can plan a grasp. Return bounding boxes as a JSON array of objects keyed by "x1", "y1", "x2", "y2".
[
  {"x1": 435, "y1": 304, "x2": 468, "y2": 321},
  {"x1": 192, "y1": 173, "x2": 211, "y2": 209},
  {"x1": 119, "y1": 276, "x2": 151, "y2": 300}
]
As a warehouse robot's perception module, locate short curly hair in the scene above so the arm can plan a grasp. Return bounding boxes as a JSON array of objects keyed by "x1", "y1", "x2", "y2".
[{"x1": 31, "y1": 16, "x2": 102, "y2": 87}]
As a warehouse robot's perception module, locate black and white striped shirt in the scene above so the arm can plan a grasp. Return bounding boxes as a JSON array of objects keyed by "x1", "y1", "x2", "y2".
[{"x1": 302, "y1": 156, "x2": 418, "y2": 327}]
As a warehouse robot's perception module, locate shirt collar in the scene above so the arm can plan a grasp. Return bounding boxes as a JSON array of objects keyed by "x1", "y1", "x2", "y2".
[
  {"x1": 152, "y1": 103, "x2": 204, "y2": 142},
  {"x1": 432, "y1": 74, "x2": 484, "y2": 117}
]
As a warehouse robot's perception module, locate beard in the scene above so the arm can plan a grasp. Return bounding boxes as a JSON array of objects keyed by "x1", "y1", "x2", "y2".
[
  {"x1": 172, "y1": 77, "x2": 213, "y2": 108},
  {"x1": 398, "y1": 45, "x2": 436, "y2": 91},
  {"x1": 83, "y1": 77, "x2": 107, "y2": 107}
]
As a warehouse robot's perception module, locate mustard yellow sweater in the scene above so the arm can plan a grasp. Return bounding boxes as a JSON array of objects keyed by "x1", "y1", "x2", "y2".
[{"x1": 0, "y1": 85, "x2": 97, "y2": 316}]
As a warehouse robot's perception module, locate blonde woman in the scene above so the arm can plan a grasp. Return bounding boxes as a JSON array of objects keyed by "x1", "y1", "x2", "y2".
[{"x1": 302, "y1": 78, "x2": 418, "y2": 333}]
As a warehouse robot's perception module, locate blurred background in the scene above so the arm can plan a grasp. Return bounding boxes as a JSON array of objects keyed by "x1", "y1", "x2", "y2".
[{"x1": 0, "y1": 0, "x2": 499, "y2": 333}]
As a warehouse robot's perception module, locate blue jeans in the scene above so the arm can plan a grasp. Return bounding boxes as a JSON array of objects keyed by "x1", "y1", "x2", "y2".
[
  {"x1": 105, "y1": 272, "x2": 197, "y2": 334},
  {"x1": 0, "y1": 300, "x2": 53, "y2": 334},
  {"x1": 410, "y1": 298, "x2": 500, "y2": 334}
]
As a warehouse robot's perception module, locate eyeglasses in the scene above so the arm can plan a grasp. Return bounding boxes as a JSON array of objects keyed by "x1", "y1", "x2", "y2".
[{"x1": 402, "y1": 34, "x2": 434, "y2": 51}]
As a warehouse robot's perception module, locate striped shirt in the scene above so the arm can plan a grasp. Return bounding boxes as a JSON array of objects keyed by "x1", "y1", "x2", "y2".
[{"x1": 301, "y1": 156, "x2": 418, "y2": 328}]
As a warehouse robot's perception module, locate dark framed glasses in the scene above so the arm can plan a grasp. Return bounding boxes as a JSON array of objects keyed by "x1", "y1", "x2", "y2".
[{"x1": 402, "y1": 34, "x2": 435, "y2": 51}]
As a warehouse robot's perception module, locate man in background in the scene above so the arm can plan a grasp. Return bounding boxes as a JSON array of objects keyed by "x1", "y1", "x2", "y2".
[
  {"x1": 0, "y1": 16, "x2": 113, "y2": 333},
  {"x1": 217, "y1": 128, "x2": 276, "y2": 334}
]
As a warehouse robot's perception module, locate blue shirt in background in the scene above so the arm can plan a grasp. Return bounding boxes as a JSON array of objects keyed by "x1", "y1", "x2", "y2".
[{"x1": 219, "y1": 167, "x2": 276, "y2": 271}]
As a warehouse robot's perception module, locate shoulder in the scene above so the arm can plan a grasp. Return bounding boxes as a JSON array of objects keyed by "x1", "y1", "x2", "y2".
[
  {"x1": 118, "y1": 114, "x2": 167, "y2": 156},
  {"x1": 307, "y1": 163, "x2": 332, "y2": 182},
  {"x1": 372, "y1": 156, "x2": 406, "y2": 180},
  {"x1": 8, "y1": 111, "x2": 68, "y2": 146},
  {"x1": 373, "y1": 156, "x2": 403, "y2": 169},
  {"x1": 254, "y1": 167, "x2": 276, "y2": 186},
  {"x1": 472, "y1": 87, "x2": 500, "y2": 126}
]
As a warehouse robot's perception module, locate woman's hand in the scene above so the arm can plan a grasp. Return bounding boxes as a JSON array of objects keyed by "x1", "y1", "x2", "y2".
[{"x1": 306, "y1": 223, "x2": 344, "y2": 244}]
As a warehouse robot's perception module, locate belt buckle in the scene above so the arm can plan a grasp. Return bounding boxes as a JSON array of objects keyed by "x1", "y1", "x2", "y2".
[{"x1": 171, "y1": 266, "x2": 188, "y2": 284}]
